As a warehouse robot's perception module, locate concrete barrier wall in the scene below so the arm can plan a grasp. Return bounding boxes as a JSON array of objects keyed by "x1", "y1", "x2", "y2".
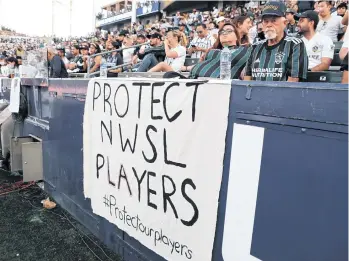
[{"x1": 18, "y1": 78, "x2": 348, "y2": 261}]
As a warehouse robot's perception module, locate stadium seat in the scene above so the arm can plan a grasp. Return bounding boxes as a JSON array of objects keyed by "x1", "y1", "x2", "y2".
[
  {"x1": 184, "y1": 58, "x2": 199, "y2": 67},
  {"x1": 331, "y1": 53, "x2": 341, "y2": 66},
  {"x1": 329, "y1": 53, "x2": 342, "y2": 71},
  {"x1": 334, "y1": 41, "x2": 343, "y2": 53},
  {"x1": 306, "y1": 71, "x2": 343, "y2": 83}
]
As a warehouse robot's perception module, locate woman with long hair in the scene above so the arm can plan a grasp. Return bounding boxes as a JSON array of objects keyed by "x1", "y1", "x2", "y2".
[
  {"x1": 149, "y1": 29, "x2": 186, "y2": 72},
  {"x1": 6, "y1": 57, "x2": 20, "y2": 78},
  {"x1": 87, "y1": 43, "x2": 102, "y2": 74},
  {"x1": 189, "y1": 23, "x2": 251, "y2": 79},
  {"x1": 232, "y1": 15, "x2": 253, "y2": 46}
]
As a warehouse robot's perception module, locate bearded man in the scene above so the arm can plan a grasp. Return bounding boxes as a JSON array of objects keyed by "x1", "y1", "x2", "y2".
[{"x1": 244, "y1": 1, "x2": 308, "y2": 82}]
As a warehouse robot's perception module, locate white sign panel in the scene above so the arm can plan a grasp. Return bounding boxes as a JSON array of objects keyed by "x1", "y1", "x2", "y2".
[
  {"x1": 83, "y1": 78, "x2": 231, "y2": 261},
  {"x1": 9, "y1": 77, "x2": 20, "y2": 113},
  {"x1": 222, "y1": 123, "x2": 265, "y2": 261}
]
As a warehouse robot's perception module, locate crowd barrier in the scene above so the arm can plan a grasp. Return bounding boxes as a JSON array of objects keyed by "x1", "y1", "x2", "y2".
[{"x1": 5, "y1": 77, "x2": 349, "y2": 261}]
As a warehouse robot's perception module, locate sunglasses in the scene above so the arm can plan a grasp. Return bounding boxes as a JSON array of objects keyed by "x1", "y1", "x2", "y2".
[
  {"x1": 219, "y1": 29, "x2": 235, "y2": 35},
  {"x1": 196, "y1": 31, "x2": 203, "y2": 34}
]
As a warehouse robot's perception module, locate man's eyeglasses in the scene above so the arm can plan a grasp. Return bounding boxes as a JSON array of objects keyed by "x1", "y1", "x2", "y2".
[
  {"x1": 219, "y1": 29, "x2": 235, "y2": 35},
  {"x1": 196, "y1": 31, "x2": 203, "y2": 34}
]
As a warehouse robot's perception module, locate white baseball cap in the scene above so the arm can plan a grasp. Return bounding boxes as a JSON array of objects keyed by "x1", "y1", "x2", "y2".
[{"x1": 216, "y1": 17, "x2": 225, "y2": 23}]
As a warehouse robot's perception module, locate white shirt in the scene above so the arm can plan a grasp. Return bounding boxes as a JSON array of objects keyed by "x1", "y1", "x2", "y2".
[
  {"x1": 165, "y1": 45, "x2": 186, "y2": 72},
  {"x1": 122, "y1": 47, "x2": 135, "y2": 64},
  {"x1": 189, "y1": 34, "x2": 215, "y2": 59},
  {"x1": 302, "y1": 32, "x2": 334, "y2": 69},
  {"x1": 316, "y1": 15, "x2": 344, "y2": 42}
]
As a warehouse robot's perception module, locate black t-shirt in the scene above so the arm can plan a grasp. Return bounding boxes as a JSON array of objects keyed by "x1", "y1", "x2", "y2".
[
  {"x1": 50, "y1": 55, "x2": 68, "y2": 78},
  {"x1": 71, "y1": 55, "x2": 85, "y2": 72},
  {"x1": 106, "y1": 52, "x2": 123, "y2": 77},
  {"x1": 245, "y1": 35, "x2": 308, "y2": 81}
]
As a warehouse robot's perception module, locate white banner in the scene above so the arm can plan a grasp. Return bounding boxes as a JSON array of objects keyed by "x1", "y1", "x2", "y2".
[
  {"x1": 83, "y1": 78, "x2": 231, "y2": 261},
  {"x1": 9, "y1": 77, "x2": 20, "y2": 113}
]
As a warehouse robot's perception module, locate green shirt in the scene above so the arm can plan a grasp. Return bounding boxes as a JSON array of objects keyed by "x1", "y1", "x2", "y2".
[
  {"x1": 245, "y1": 35, "x2": 308, "y2": 81},
  {"x1": 189, "y1": 46, "x2": 251, "y2": 79}
]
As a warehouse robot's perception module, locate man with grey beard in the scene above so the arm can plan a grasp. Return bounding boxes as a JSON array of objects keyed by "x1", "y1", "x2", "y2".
[{"x1": 244, "y1": 1, "x2": 308, "y2": 82}]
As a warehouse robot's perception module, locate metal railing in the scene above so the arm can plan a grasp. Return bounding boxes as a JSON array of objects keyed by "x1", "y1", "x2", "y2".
[{"x1": 86, "y1": 42, "x2": 150, "y2": 78}]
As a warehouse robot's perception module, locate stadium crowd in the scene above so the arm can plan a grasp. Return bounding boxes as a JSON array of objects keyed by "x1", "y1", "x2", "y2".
[{"x1": 0, "y1": 0, "x2": 348, "y2": 83}]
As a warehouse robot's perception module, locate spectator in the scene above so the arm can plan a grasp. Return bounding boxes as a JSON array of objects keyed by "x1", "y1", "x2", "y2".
[
  {"x1": 80, "y1": 43, "x2": 90, "y2": 57},
  {"x1": 333, "y1": 2, "x2": 348, "y2": 17},
  {"x1": 208, "y1": 21, "x2": 219, "y2": 39},
  {"x1": 68, "y1": 45, "x2": 85, "y2": 73},
  {"x1": 233, "y1": 15, "x2": 253, "y2": 45},
  {"x1": 122, "y1": 35, "x2": 136, "y2": 65},
  {"x1": 297, "y1": 10, "x2": 334, "y2": 71},
  {"x1": 87, "y1": 43, "x2": 102, "y2": 74},
  {"x1": 132, "y1": 34, "x2": 148, "y2": 64},
  {"x1": 244, "y1": 1, "x2": 308, "y2": 82},
  {"x1": 216, "y1": 17, "x2": 226, "y2": 30},
  {"x1": 57, "y1": 47, "x2": 69, "y2": 68},
  {"x1": 188, "y1": 23, "x2": 215, "y2": 59},
  {"x1": 47, "y1": 48, "x2": 68, "y2": 78},
  {"x1": 285, "y1": 8, "x2": 298, "y2": 35},
  {"x1": 189, "y1": 9, "x2": 200, "y2": 25},
  {"x1": 6, "y1": 57, "x2": 20, "y2": 78},
  {"x1": 105, "y1": 41, "x2": 123, "y2": 77},
  {"x1": 178, "y1": 22, "x2": 189, "y2": 37},
  {"x1": 316, "y1": 1, "x2": 345, "y2": 42},
  {"x1": 117, "y1": 30, "x2": 128, "y2": 48},
  {"x1": 0, "y1": 55, "x2": 9, "y2": 77},
  {"x1": 254, "y1": 21, "x2": 265, "y2": 43},
  {"x1": 248, "y1": 20, "x2": 258, "y2": 45},
  {"x1": 189, "y1": 23, "x2": 251, "y2": 79},
  {"x1": 149, "y1": 30, "x2": 186, "y2": 72},
  {"x1": 136, "y1": 32, "x2": 164, "y2": 72}
]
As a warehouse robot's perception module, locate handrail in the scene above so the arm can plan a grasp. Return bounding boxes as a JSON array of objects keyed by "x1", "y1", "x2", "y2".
[
  {"x1": 87, "y1": 42, "x2": 149, "y2": 77},
  {"x1": 88, "y1": 62, "x2": 132, "y2": 77}
]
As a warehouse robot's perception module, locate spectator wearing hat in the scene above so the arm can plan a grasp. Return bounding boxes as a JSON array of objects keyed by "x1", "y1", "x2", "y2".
[
  {"x1": 216, "y1": 17, "x2": 226, "y2": 30},
  {"x1": 297, "y1": 10, "x2": 334, "y2": 71},
  {"x1": 316, "y1": 1, "x2": 346, "y2": 42},
  {"x1": 286, "y1": 8, "x2": 298, "y2": 35},
  {"x1": 136, "y1": 32, "x2": 164, "y2": 72},
  {"x1": 117, "y1": 30, "x2": 129, "y2": 48},
  {"x1": 244, "y1": 1, "x2": 308, "y2": 82}
]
